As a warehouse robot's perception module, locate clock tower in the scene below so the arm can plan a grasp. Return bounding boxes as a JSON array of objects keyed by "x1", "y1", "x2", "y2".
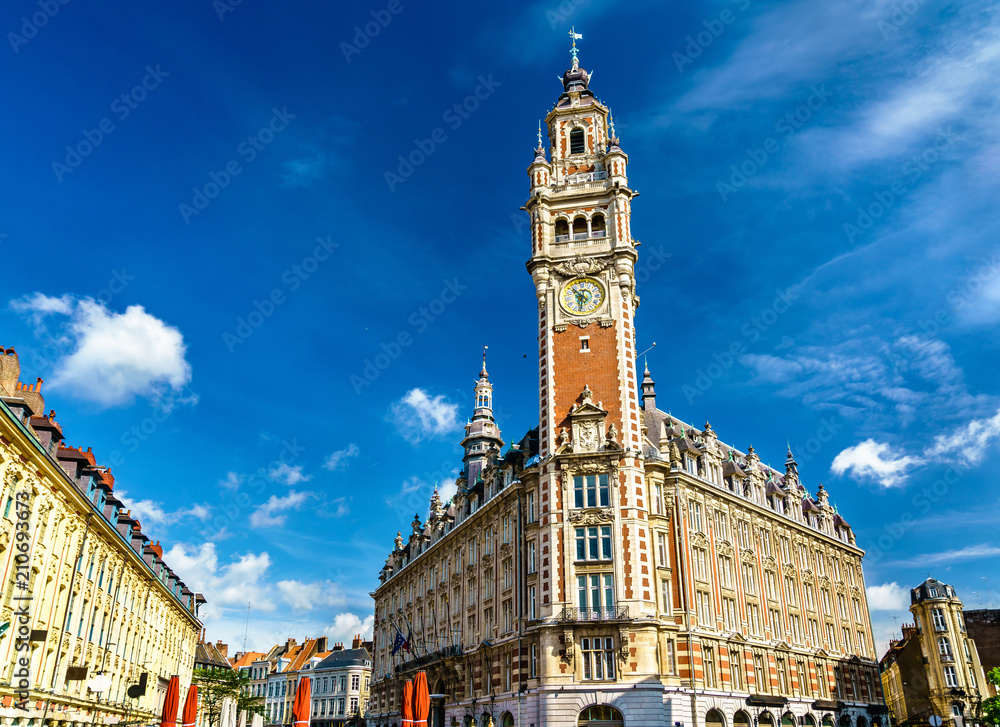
[{"x1": 522, "y1": 37, "x2": 657, "y2": 628}]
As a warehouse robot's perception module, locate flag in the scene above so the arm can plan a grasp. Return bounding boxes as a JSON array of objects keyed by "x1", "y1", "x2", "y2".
[
  {"x1": 571, "y1": 32, "x2": 583, "y2": 39},
  {"x1": 391, "y1": 624, "x2": 410, "y2": 656}
]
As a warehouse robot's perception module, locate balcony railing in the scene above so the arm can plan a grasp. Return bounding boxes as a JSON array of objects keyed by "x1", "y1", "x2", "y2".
[
  {"x1": 560, "y1": 605, "x2": 629, "y2": 621},
  {"x1": 555, "y1": 231, "x2": 608, "y2": 243},
  {"x1": 563, "y1": 170, "x2": 608, "y2": 184}
]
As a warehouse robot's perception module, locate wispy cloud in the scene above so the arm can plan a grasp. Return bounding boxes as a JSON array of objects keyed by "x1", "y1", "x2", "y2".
[
  {"x1": 268, "y1": 462, "x2": 312, "y2": 486},
  {"x1": 323, "y1": 443, "x2": 359, "y2": 471},
  {"x1": 887, "y1": 543, "x2": 1000, "y2": 567},
  {"x1": 249, "y1": 490, "x2": 312, "y2": 528}
]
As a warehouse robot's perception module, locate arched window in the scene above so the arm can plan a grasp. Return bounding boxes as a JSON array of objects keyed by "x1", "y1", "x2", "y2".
[
  {"x1": 500, "y1": 713, "x2": 515, "y2": 727},
  {"x1": 570, "y1": 129, "x2": 586, "y2": 155},
  {"x1": 840, "y1": 715, "x2": 852, "y2": 727},
  {"x1": 555, "y1": 219, "x2": 570, "y2": 241},
  {"x1": 782, "y1": 713, "x2": 796, "y2": 727},
  {"x1": 591, "y1": 214, "x2": 606, "y2": 237},
  {"x1": 938, "y1": 636, "x2": 952, "y2": 657},
  {"x1": 759, "y1": 712, "x2": 775, "y2": 727},
  {"x1": 734, "y1": 711, "x2": 752, "y2": 727},
  {"x1": 579, "y1": 705, "x2": 624, "y2": 726},
  {"x1": 857, "y1": 718, "x2": 869, "y2": 727},
  {"x1": 706, "y1": 709, "x2": 726, "y2": 727},
  {"x1": 822, "y1": 717, "x2": 834, "y2": 727},
  {"x1": 802, "y1": 716, "x2": 816, "y2": 727},
  {"x1": 572, "y1": 217, "x2": 588, "y2": 239}
]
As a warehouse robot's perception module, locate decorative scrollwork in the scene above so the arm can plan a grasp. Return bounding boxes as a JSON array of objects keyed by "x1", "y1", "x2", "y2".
[
  {"x1": 568, "y1": 508, "x2": 614, "y2": 525},
  {"x1": 554, "y1": 256, "x2": 614, "y2": 278}
]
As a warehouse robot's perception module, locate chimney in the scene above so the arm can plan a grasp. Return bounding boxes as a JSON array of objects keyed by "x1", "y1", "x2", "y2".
[
  {"x1": 352, "y1": 634, "x2": 361, "y2": 650},
  {"x1": 316, "y1": 636, "x2": 328, "y2": 652},
  {"x1": 216, "y1": 640, "x2": 228, "y2": 658}
]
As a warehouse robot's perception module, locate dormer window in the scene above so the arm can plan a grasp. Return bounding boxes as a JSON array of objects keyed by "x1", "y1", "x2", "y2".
[{"x1": 570, "y1": 128, "x2": 585, "y2": 155}]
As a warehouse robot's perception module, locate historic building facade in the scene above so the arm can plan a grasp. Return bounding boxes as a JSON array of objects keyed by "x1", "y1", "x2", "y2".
[
  {"x1": 0, "y1": 347, "x2": 204, "y2": 727},
  {"x1": 880, "y1": 580, "x2": 990, "y2": 727},
  {"x1": 301, "y1": 640, "x2": 372, "y2": 727},
  {"x1": 369, "y1": 46, "x2": 883, "y2": 727}
]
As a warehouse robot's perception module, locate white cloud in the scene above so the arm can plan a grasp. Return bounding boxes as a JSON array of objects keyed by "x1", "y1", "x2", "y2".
[
  {"x1": 10, "y1": 295, "x2": 192, "y2": 408},
  {"x1": 268, "y1": 462, "x2": 312, "y2": 486},
  {"x1": 889, "y1": 543, "x2": 1000, "y2": 567},
  {"x1": 249, "y1": 490, "x2": 312, "y2": 528},
  {"x1": 323, "y1": 443, "x2": 359, "y2": 471},
  {"x1": 163, "y1": 542, "x2": 276, "y2": 615},
  {"x1": 866, "y1": 582, "x2": 910, "y2": 611},
  {"x1": 325, "y1": 613, "x2": 374, "y2": 643},
  {"x1": 116, "y1": 489, "x2": 211, "y2": 537},
  {"x1": 927, "y1": 406, "x2": 1000, "y2": 465},
  {"x1": 220, "y1": 472, "x2": 243, "y2": 490},
  {"x1": 276, "y1": 580, "x2": 346, "y2": 612},
  {"x1": 438, "y1": 481, "x2": 458, "y2": 504},
  {"x1": 390, "y1": 388, "x2": 460, "y2": 440},
  {"x1": 830, "y1": 439, "x2": 919, "y2": 488}
]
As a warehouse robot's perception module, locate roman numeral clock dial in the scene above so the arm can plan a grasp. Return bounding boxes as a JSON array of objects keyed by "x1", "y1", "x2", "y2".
[{"x1": 560, "y1": 277, "x2": 605, "y2": 315}]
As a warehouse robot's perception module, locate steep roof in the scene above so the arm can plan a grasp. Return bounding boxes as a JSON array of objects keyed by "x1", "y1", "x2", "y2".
[{"x1": 314, "y1": 647, "x2": 371, "y2": 669}]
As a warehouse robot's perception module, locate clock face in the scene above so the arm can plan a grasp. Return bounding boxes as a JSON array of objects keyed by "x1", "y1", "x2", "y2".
[{"x1": 560, "y1": 277, "x2": 605, "y2": 315}]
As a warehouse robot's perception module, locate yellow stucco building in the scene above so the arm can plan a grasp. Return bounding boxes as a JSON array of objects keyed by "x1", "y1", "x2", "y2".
[{"x1": 0, "y1": 348, "x2": 204, "y2": 726}]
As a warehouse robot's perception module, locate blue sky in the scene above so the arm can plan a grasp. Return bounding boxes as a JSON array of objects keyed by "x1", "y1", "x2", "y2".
[{"x1": 3, "y1": 0, "x2": 999, "y2": 653}]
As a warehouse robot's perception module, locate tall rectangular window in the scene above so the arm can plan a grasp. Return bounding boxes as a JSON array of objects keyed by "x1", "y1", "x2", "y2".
[
  {"x1": 722, "y1": 597, "x2": 737, "y2": 631},
  {"x1": 688, "y1": 501, "x2": 703, "y2": 532},
  {"x1": 577, "y1": 574, "x2": 614, "y2": 615},
  {"x1": 527, "y1": 492, "x2": 535, "y2": 522},
  {"x1": 530, "y1": 644, "x2": 537, "y2": 678},
  {"x1": 661, "y1": 578, "x2": 672, "y2": 613},
  {"x1": 704, "y1": 646, "x2": 716, "y2": 688},
  {"x1": 933, "y1": 608, "x2": 947, "y2": 630},
  {"x1": 718, "y1": 556, "x2": 733, "y2": 589},
  {"x1": 528, "y1": 541, "x2": 536, "y2": 573},
  {"x1": 693, "y1": 547, "x2": 708, "y2": 580},
  {"x1": 653, "y1": 483, "x2": 663, "y2": 515},
  {"x1": 714, "y1": 510, "x2": 728, "y2": 539},
  {"x1": 754, "y1": 653, "x2": 768, "y2": 693},
  {"x1": 575, "y1": 526, "x2": 612, "y2": 561},
  {"x1": 657, "y1": 532, "x2": 668, "y2": 567},
  {"x1": 580, "y1": 637, "x2": 615, "y2": 680},
  {"x1": 731, "y1": 650, "x2": 743, "y2": 690},
  {"x1": 573, "y1": 474, "x2": 609, "y2": 508},
  {"x1": 697, "y1": 590, "x2": 712, "y2": 626},
  {"x1": 528, "y1": 586, "x2": 536, "y2": 620}
]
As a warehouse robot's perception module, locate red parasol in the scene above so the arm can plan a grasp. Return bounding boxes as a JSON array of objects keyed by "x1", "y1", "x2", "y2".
[
  {"x1": 159, "y1": 676, "x2": 180, "y2": 727},
  {"x1": 401, "y1": 680, "x2": 414, "y2": 727},
  {"x1": 181, "y1": 684, "x2": 198, "y2": 727},
  {"x1": 292, "y1": 677, "x2": 311, "y2": 727},
  {"x1": 412, "y1": 672, "x2": 430, "y2": 727}
]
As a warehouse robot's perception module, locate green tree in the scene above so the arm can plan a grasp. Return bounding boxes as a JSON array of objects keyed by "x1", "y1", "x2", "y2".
[
  {"x1": 192, "y1": 667, "x2": 265, "y2": 727},
  {"x1": 983, "y1": 666, "x2": 1000, "y2": 727}
]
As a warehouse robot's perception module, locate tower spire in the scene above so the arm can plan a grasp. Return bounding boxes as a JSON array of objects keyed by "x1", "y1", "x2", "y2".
[{"x1": 569, "y1": 27, "x2": 582, "y2": 70}]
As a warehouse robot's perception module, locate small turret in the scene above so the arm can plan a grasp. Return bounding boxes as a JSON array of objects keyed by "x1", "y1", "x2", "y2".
[{"x1": 641, "y1": 360, "x2": 656, "y2": 411}]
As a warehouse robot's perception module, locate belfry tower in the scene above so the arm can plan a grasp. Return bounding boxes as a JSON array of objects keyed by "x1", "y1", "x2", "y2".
[{"x1": 522, "y1": 34, "x2": 657, "y2": 626}]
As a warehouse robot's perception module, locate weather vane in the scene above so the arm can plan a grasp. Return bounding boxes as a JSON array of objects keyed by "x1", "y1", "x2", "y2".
[{"x1": 569, "y1": 27, "x2": 582, "y2": 69}]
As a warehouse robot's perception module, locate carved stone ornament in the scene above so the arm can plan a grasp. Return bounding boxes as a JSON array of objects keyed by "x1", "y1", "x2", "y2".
[
  {"x1": 741, "y1": 549, "x2": 757, "y2": 564},
  {"x1": 579, "y1": 421, "x2": 599, "y2": 451},
  {"x1": 716, "y1": 541, "x2": 734, "y2": 557},
  {"x1": 783, "y1": 564, "x2": 797, "y2": 577},
  {"x1": 499, "y1": 542, "x2": 513, "y2": 558},
  {"x1": 562, "y1": 627, "x2": 575, "y2": 665},
  {"x1": 568, "y1": 508, "x2": 614, "y2": 525},
  {"x1": 762, "y1": 556, "x2": 778, "y2": 571},
  {"x1": 618, "y1": 626, "x2": 630, "y2": 662},
  {"x1": 691, "y1": 531, "x2": 709, "y2": 548},
  {"x1": 554, "y1": 255, "x2": 614, "y2": 278}
]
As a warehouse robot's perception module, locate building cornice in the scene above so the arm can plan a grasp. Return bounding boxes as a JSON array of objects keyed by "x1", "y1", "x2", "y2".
[{"x1": 0, "y1": 397, "x2": 202, "y2": 629}]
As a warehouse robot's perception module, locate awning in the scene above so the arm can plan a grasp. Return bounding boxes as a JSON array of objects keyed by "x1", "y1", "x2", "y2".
[
  {"x1": 747, "y1": 695, "x2": 789, "y2": 707},
  {"x1": 812, "y1": 701, "x2": 841, "y2": 711}
]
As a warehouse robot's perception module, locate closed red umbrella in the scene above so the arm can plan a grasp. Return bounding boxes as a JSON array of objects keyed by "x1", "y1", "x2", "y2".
[
  {"x1": 401, "y1": 680, "x2": 414, "y2": 727},
  {"x1": 412, "y1": 672, "x2": 429, "y2": 727},
  {"x1": 159, "y1": 676, "x2": 180, "y2": 727},
  {"x1": 181, "y1": 684, "x2": 198, "y2": 727},
  {"x1": 292, "y1": 677, "x2": 311, "y2": 727}
]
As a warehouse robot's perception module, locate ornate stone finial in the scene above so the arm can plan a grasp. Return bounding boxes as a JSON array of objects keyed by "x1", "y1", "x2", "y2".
[
  {"x1": 481, "y1": 344, "x2": 489, "y2": 378},
  {"x1": 580, "y1": 384, "x2": 593, "y2": 404},
  {"x1": 411, "y1": 513, "x2": 422, "y2": 535},
  {"x1": 608, "y1": 110, "x2": 619, "y2": 148},
  {"x1": 606, "y1": 422, "x2": 617, "y2": 442},
  {"x1": 785, "y1": 446, "x2": 799, "y2": 479},
  {"x1": 559, "y1": 427, "x2": 570, "y2": 446},
  {"x1": 394, "y1": 531, "x2": 403, "y2": 551},
  {"x1": 430, "y1": 487, "x2": 443, "y2": 519}
]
